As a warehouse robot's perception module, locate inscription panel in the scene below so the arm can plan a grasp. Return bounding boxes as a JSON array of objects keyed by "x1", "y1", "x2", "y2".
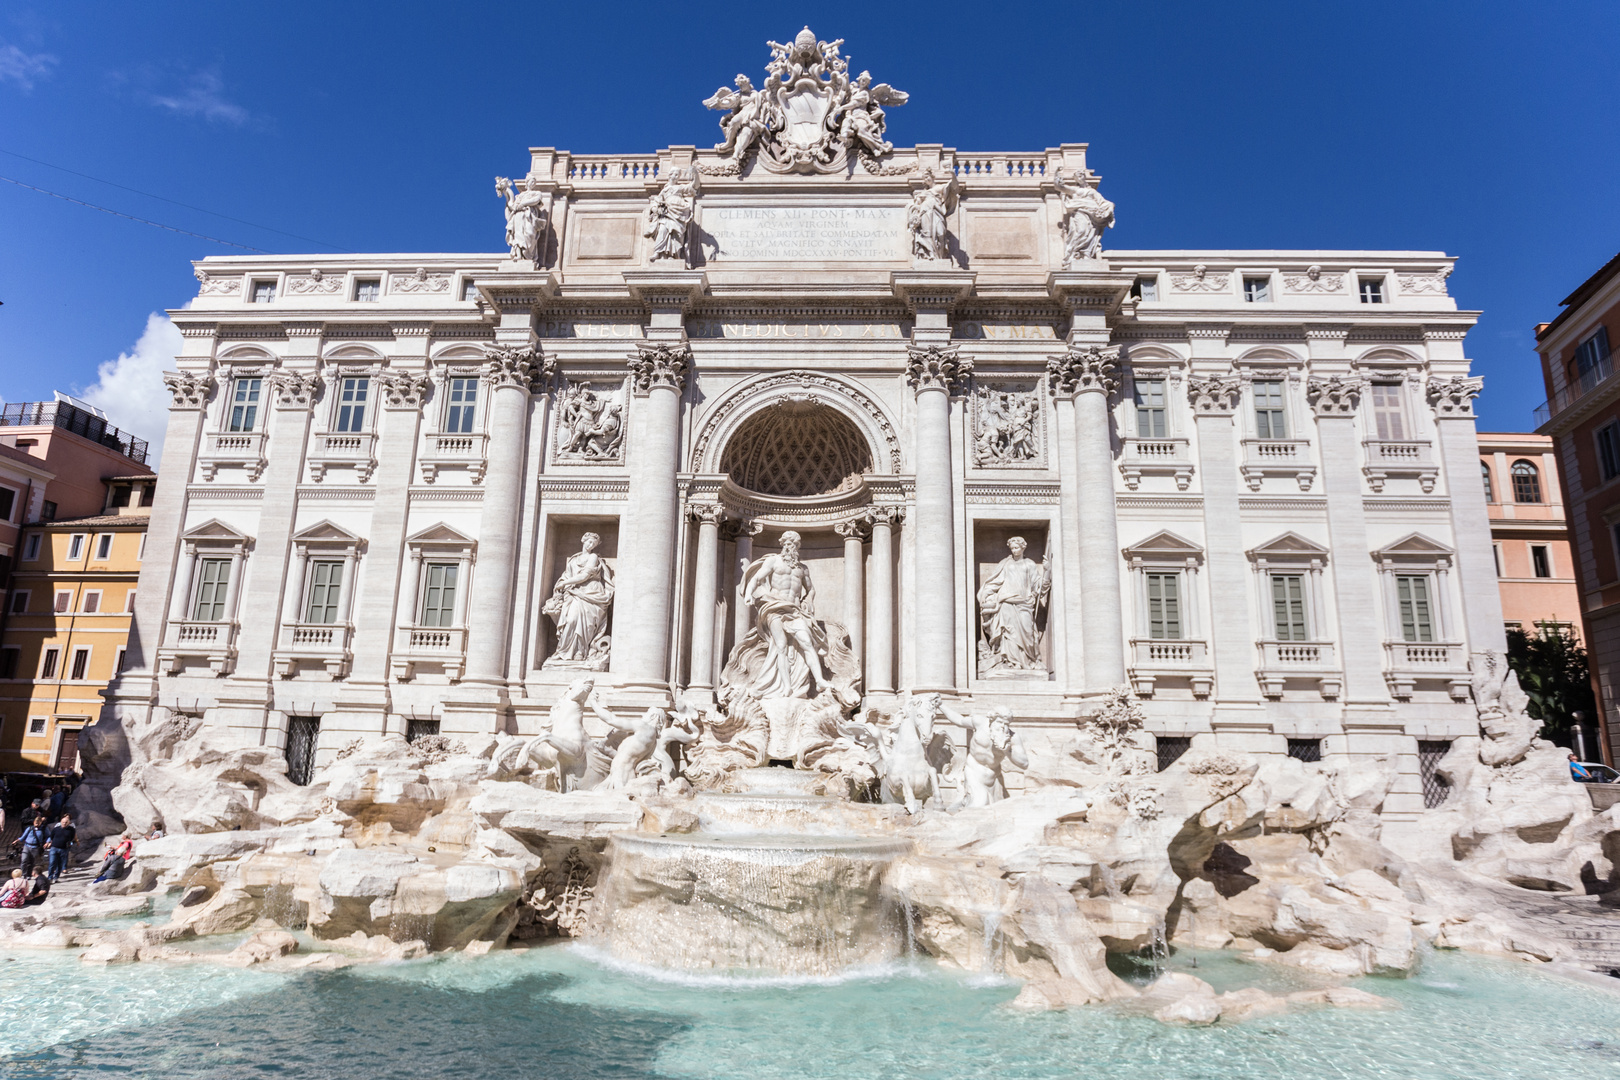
[
  {"x1": 689, "y1": 318, "x2": 907, "y2": 340},
  {"x1": 705, "y1": 206, "x2": 907, "y2": 262}
]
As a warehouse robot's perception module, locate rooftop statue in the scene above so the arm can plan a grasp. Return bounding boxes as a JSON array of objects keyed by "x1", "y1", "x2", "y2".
[
  {"x1": 1056, "y1": 169, "x2": 1115, "y2": 266},
  {"x1": 702, "y1": 27, "x2": 908, "y2": 175},
  {"x1": 644, "y1": 167, "x2": 698, "y2": 265},
  {"x1": 495, "y1": 175, "x2": 547, "y2": 266}
]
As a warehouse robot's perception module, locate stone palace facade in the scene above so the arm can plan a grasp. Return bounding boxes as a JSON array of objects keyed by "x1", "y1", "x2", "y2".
[{"x1": 107, "y1": 29, "x2": 1501, "y2": 828}]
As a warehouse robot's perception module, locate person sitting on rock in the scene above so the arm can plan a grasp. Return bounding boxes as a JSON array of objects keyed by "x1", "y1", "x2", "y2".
[
  {"x1": 94, "y1": 835, "x2": 135, "y2": 882},
  {"x1": 22, "y1": 867, "x2": 49, "y2": 905},
  {"x1": 1569, "y1": 752, "x2": 1593, "y2": 781},
  {"x1": 0, "y1": 870, "x2": 26, "y2": 909}
]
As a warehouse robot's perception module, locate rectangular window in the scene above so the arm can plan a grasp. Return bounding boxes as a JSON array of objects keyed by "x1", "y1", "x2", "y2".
[
  {"x1": 115, "y1": 647, "x2": 127, "y2": 674},
  {"x1": 229, "y1": 378, "x2": 262, "y2": 432},
  {"x1": 406, "y1": 718, "x2": 441, "y2": 744},
  {"x1": 462, "y1": 279, "x2": 480, "y2": 302},
  {"x1": 304, "y1": 560, "x2": 344, "y2": 624},
  {"x1": 1396, "y1": 574, "x2": 1435, "y2": 642},
  {"x1": 1417, "y1": 739, "x2": 1453, "y2": 808},
  {"x1": 1370, "y1": 382, "x2": 1406, "y2": 441},
  {"x1": 40, "y1": 648, "x2": 59, "y2": 679},
  {"x1": 445, "y1": 377, "x2": 479, "y2": 434},
  {"x1": 81, "y1": 591, "x2": 100, "y2": 614},
  {"x1": 41, "y1": 500, "x2": 55, "y2": 521},
  {"x1": 95, "y1": 534, "x2": 113, "y2": 561},
  {"x1": 0, "y1": 648, "x2": 17, "y2": 679},
  {"x1": 1286, "y1": 738, "x2": 1322, "y2": 762},
  {"x1": 1131, "y1": 276, "x2": 1158, "y2": 302},
  {"x1": 0, "y1": 486, "x2": 14, "y2": 522},
  {"x1": 1358, "y1": 277, "x2": 1385, "y2": 304},
  {"x1": 354, "y1": 278, "x2": 381, "y2": 302},
  {"x1": 53, "y1": 591, "x2": 71, "y2": 613},
  {"x1": 1271, "y1": 574, "x2": 1308, "y2": 641},
  {"x1": 8, "y1": 591, "x2": 27, "y2": 614},
  {"x1": 1598, "y1": 422, "x2": 1620, "y2": 482},
  {"x1": 1253, "y1": 380, "x2": 1287, "y2": 439},
  {"x1": 67, "y1": 534, "x2": 85, "y2": 561},
  {"x1": 1493, "y1": 543, "x2": 1502, "y2": 577},
  {"x1": 192, "y1": 558, "x2": 232, "y2": 621},
  {"x1": 251, "y1": 279, "x2": 277, "y2": 303},
  {"x1": 27, "y1": 717, "x2": 46, "y2": 736},
  {"x1": 1243, "y1": 276, "x2": 1272, "y2": 303},
  {"x1": 1145, "y1": 573, "x2": 1182, "y2": 640},
  {"x1": 22, "y1": 534, "x2": 40, "y2": 561},
  {"x1": 69, "y1": 647, "x2": 89, "y2": 681},
  {"x1": 124, "y1": 590, "x2": 137, "y2": 613},
  {"x1": 418, "y1": 563, "x2": 459, "y2": 628},
  {"x1": 335, "y1": 377, "x2": 370, "y2": 433},
  {"x1": 1156, "y1": 736, "x2": 1192, "y2": 772},
  {"x1": 1575, "y1": 327, "x2": 1612, "y2": 391},
  {"x1": 1531, "y1": 545, "x2": 1551, "y2": 578},
  {"x1": 1133, "y1": 378, "x2": 1167, "y2": 438}
]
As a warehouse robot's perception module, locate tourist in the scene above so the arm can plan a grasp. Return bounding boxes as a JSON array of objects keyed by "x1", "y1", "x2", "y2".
[
  {"x1": 47, "y1": 785, "x2": 66, "y2": 819},
  {"x1": 0, "y1": 870, "x2": 25, "y2": 909},
  {"x1": 143, "y1": 826, "x2": 164, "y2": 841},
  {"x1": 18, "y1": 816, "x2": 47, "y2": 877},
  {"x1": 45, "y1": 814, "x2": 76, "y2": 882},
  {"x1": 1570, "y1": 752, "x2": 1593, "y2": 782},
  {"x1": 94, "y1": 835, "x2": 135, "y2": 882},
  {"x1": 23, "y1": 867, "x2": 49, "y2": 905}
]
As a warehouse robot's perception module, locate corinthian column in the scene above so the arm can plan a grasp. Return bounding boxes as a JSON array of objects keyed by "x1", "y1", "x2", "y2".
[
  {"x1": 906, "y1": 345, "x2": 971, "y2": 692},
  {"x1": 835, "y1": 516, "x2": 869, "y2": 671},
  {"x1": 865, "y1": 506, "x2": 902, "y2": 696},
  {"x1": 461, "y1": 346, "x2": 542, "y2": 685},
  {"x1": 621, "y1": 343, "x2": 690, "y2": 688},
  {"x1": 1048, "y1": 345, "x2": 1125, "y2": 690},
  {"x1": 1427, "y1": 376, "x2": 1507, "y2": 655},
  {"x1": 685, "y1": 503, "x2": 724, "y2": 696}
]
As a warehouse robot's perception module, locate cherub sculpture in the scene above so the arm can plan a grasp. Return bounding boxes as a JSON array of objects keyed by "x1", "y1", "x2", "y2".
[
  {"x1": 703, "y1": 74, "x2": 780, "y2": 161},
  {"x1": 836, "y1": 71, "x2": 908, "y2": 156}
]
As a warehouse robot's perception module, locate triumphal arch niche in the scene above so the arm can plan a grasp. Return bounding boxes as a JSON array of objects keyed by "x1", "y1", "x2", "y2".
[{"x1": 162, "y1": 23, "x2": 1493, "y2": 822}]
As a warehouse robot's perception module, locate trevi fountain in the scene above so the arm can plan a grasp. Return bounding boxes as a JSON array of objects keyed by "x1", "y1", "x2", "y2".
[{"x1": 11, "y1": 26, "x2": 1619, "y2": 1079}]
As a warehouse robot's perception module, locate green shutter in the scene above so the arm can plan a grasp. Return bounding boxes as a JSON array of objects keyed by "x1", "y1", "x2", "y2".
[
  {"x1": 305, "y1": 560, "x2": 343, "y2": 624},
  {"x1": 1271, "y1": 574, "x2": 1306, "y2": 641},
  {"x1": 1397, "y1": 575, "x2": 1434, "y2": 643},
  {"x1": 420, "y1": 563, "x2": 459, "y2": 627},
  {"x1": 193, "y1": 558, "x2": 230, "y2": 621}
]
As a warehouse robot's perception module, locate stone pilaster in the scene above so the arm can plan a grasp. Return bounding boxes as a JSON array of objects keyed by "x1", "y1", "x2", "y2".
[
  {"x1": 906, "y1": 344, "x2": 971, "y2": 692},
  {"x1": 1048, "y1": 345, "x2": 1125, "y2": 690},
  {"x1": 727, "y1": 518, "x2": 763, "y2": 659},
  {"x1": 1307, "y1": 376, "x2": 1388, "y2": 707},
  {"x1": 865, "y1": 506, "x2": 903, "y2": 697},
  {"x1": 1426, "y1": 374, "x2": 1506, "y2": 655},
  {"x1": 835, "y1": 515, "x2": 870, "y2": 671}
]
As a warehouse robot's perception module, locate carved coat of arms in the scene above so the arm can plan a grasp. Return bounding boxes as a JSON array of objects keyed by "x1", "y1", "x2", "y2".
[{"x1": 702, "y1": 27, "x2": 908, "y2": 175}]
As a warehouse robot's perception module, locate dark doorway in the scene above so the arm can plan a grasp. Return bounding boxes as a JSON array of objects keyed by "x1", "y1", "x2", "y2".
[{"x1": 285, "y1": 717, "x2": 321, "y2": 786}]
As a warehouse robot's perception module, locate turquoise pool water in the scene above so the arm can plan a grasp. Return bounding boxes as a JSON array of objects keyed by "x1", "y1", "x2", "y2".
[{"x1": 1, "y1": 944, "x2": 1617, "y2": 1078}]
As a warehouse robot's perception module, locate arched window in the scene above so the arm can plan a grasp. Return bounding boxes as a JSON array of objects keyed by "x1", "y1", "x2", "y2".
[
  {"x1": 1511, "y1": 460, "x2": 1542, "y2": 504},
  {"x1": 1480, "y1": 461, "x2": 1494, "y2": 503}
]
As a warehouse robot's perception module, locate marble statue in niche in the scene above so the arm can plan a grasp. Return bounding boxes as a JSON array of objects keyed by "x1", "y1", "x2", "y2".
[
  {"x1": 977, "y1": 536, "x2": 1052, "y2": 675},
  {"x1": 645, "y1": 167, "x2": 699, "y2": 264},
  {"x1": 542, "y1": 533, "x2": 614, "y2": 670},
  {"x1": 1056, "y1": 169, "x2": 1115, "y2": 266},
  {"x1": 974, "y1": 387, "x2": 1040, "y2": 466},
  {"x1": 737, "y1": 530, "x2": 831, "y2": 699},
  {"x1": 496, "y1": 176, "x2": 548, "y2": 266},
  {"x1": 908, "y1": 170, "x2": 958, "y2": 261},
  {"x1": 555, "y1": 383, "x2": 625, "y2": 461}
]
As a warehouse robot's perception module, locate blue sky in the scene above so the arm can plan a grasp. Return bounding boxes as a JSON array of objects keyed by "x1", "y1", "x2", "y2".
[{"x1": 2, "y1": 1, "x2": 1618, "y2": 452}]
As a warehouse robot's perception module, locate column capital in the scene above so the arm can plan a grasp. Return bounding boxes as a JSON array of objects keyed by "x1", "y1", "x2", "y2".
[
  {"x1": 906, "y1": 344, "x2": 973, "y2": 395},
  {"x1": 268, "y1": 370, "x2": 319, "y2": 410},
  {"x1": 834, "y1": 517, "x2": 871, "y2": 541},
  {"x1": 162, "y1": 371, "x2": 216, "y2": 411},
  {"x1": 629, "y1": 342, "x2": 690, "y2": 395},
  {"x1": 721, "y1": 516, "x2": 764, "y2": 541},
  {"x1": 865, "y1": 504, "x2": 906, "y2": 528},
  {"x1": 686, "y1": 502, "x2": 725, "y2": 527},
  {"x1": 481, "y1": 344, "x2": 550, "y2": 392},
  {"x1": 377, "y1": 369, "x2": 434, "y2": 411},
  {"x1": 1426, "y1": 375, "x2": 1483, "y2": 418},
  {"x1": 1187, "y1": 374, "x2": 1243, "y2": 416},
  {"x1": 1046, "y1": 345, "x2": 1120, "y2": 398},
  {"x1": 1306, "y1": 376, "x2": 1366, "y2": 417}
]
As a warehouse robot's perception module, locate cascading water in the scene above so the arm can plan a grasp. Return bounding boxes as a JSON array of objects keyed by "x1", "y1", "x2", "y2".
[{"x1": 586, "y1": 771, "x2": 913, "y2": 977}]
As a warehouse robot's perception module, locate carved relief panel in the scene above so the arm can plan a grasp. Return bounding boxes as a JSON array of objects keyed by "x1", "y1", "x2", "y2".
[
  {"x1": 971, "y1": 382, "x2": 1045, "y2": 469},
  {"x1": 553, "y1": 380, "x2": 628, "y2": 464}
]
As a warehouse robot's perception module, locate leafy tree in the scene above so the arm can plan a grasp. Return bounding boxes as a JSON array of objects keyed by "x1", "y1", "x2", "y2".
[{"x1": 1504, "y1": 623, "x2": 1596, "y2": 745}]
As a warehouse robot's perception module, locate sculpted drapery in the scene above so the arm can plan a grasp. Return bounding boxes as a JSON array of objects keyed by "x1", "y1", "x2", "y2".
[
  {"x1": 543, "y1": 533, "x2": 615, "y2": 667},
  {"x1": 977, "y1": 537, "x2": 1051, "y2": 675}
]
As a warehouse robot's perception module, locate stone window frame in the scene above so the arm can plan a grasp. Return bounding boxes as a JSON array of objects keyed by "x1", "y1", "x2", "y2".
[
  {"x1": 173, "y1": 519, "x2": 253, "y2": 628},
  {"x1": 212, "y1": 346, "x2": 279, "y2": 434},
  {"x1": 246, "y1": 274, "x2": 283, "y2": 305},
  {"x1": 1122, "y1": 530, "x2": 1205, "y2": 643},
  {"x1": 1232, "y1": 349, "x2": 1307, "y2": 441},
  {"x1": 437, "y1": 366, "x2": 486, "y2": 436},
  {"x1": 319, "y1": 347, "x2": 388, "y2": 437},
  {"x1": 1119, "y1": 347, "x2": 1186, "y2": 441},
  {"x1": 1371, "y1": 533, "x2": 1459, "y2": 646},
  {"x1": 401, "y1": 524, "x2": 476, "y2": 631},
  {"x1": 7, "y1": 589, "x2": 28, "y2": 615},
  {"x1": 1247, "y1": 531, "x2": 1332, "y2": 643},
  {"x1": 286, "y1": 521, "x2": 366, "y2": 629},
  {"x1": 93, "y1": 533, "x2": 114, "y2": 562}
]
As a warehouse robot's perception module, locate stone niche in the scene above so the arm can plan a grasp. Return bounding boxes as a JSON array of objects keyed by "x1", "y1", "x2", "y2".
[
  {"x1": 535, "y1": 517, "x2": 620, "y2": 672},
  {"x1": 973, "y1": 521, "x2": 1053, "y2": 681},
  {"x1": 738, "y1": 529, "x2": 850, "y2": 631}
]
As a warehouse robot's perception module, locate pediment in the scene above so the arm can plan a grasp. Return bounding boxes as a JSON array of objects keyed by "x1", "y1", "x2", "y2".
[
  {"x1": 1248, "y1": 531, "x2": 1330, "y2": 560},
  {"x1": 1373, "y1": 532, "x2": 1454, "y2": 559},
  {"x1": 324, "y1": 343, "x2": 384, "y2": 362},
  {"x1": 1123, "y1": 530, "x2": 1204, "y2": 562},
  {"x1": 292, "y1": 520, "x2": 364, "y2": 544},
  {"x1": 406, "y1": 522, "x2": 474, "y2": 546},
  {"x1": 181, "y1": 518, "x2": 251, "y2": 543}
]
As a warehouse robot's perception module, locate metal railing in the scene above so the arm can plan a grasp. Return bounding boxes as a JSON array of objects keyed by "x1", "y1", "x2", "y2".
[
  {"x1": 0, "y1": 401, "x2": 148, "y2": 464},
  {"x1": 1535, "y1": 351, "x2": 1614, "y2": 426}
]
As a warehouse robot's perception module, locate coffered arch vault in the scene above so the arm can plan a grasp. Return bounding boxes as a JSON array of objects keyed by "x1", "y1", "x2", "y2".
[{"x1": 690, "y1": 370, "x2": 903, "y2": 476}]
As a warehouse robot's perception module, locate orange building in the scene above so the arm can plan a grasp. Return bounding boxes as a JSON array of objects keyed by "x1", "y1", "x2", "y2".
[{"x1": 1479, "y1": 433, "x2": 1581, "y2": 643}]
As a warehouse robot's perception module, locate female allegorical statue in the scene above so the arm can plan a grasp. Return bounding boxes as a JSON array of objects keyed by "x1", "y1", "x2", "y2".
[
  {"x1": 976, "y1": 536, "x2": 1051, "y2": 675},
  {"x1": 542, "y1": 533, "x2": 615, "y2": 669}
]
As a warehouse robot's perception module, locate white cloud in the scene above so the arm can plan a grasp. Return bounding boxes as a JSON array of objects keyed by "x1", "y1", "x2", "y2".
[
  {"x1": 0, "y1": 43, "x2": 57, "y2": 91},
  {"x1": 78, "y1": 312, "x2": 183, "y2": 471},
  {"x1": 149, "y1": 69, "x2": 248, "y2": 125}
]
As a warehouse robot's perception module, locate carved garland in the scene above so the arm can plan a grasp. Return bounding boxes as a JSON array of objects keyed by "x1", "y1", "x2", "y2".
[{"x1": 690, "y1": 370, "x2": 904, "y2": 474}]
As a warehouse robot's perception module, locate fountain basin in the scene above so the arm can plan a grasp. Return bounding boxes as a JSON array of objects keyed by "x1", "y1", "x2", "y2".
[{"x1": 588, "y1": 831, "x2": 912, "y2": 976}]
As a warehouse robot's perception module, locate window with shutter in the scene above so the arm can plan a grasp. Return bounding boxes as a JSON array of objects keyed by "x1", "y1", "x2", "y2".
[
  {"x1": 445, "y1": 378, "x2": 478, "y2": 434},
  {"x1": 419, "y1": 563, "x2": 459, "y2": 627},
  {"x1": 1271, "y1": 574, "x2": 1308, "y2": 641},
  {"x1": 192, "y1": 558, "x2": 231, "y2": 621},
  {"x1": 1396, "y1": 575, "x2": 1435, "y2": 642},
  {"x1": 1145, "y1": 573, "x2": 1181, "y2": 640},
  {"x1": 1253, "y1": 380, "x2": 1287, "y2": 439},
  {"x1": 305, "y1": 560, "x2": 344, "y2": 624},
  {"x1": 1371, "y1": 383, "x2": 1406, "y2": 441}
]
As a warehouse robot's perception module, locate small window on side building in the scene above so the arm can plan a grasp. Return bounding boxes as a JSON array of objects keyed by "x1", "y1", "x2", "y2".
[
  {"x1": 1481, "y1": 460, "x2": 1494, "y2": 502},
  {"x1": 95, "y1": 534, "x2": 113, "y2": 560},
  {"x1": 251, "y1": 280, "x2": 277, "y2": 303},
  {"x1": 1286, "y1": 738, "x2": 1322, "y2": 762},
  {"x1": 354, "y1": 278, "x2": 381, "y2": 302},
  {"x1": 1130, "y1": 276, "x2": 1158, "y2": 302},
  {"x1": 1511, "y1": 460, "x2": 1542, "y2": 503},
  {"x1": 22, "y1": 534, "x2": 40, "y2": 561},
  {"x1": 1531, "y1": 545, "x2": 1551, "y2": 578},
  {"x1": 1597, "y1": 422, "x2": 1620, "y2": 482},
  {"x1": 1358, "y1": 277, "x2": 1385, "y2": 304},
  {"x1": 0, "y1": 487, "x2": 14, "y2": 522},
  {"x1": 1243, "y1": 276, "x2": 1272, "y2": 303}
]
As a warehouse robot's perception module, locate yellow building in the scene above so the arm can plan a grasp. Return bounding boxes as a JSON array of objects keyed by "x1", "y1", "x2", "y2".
[{"x1": 0, "y1": 476, "x2": 155, "y2": 771}]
